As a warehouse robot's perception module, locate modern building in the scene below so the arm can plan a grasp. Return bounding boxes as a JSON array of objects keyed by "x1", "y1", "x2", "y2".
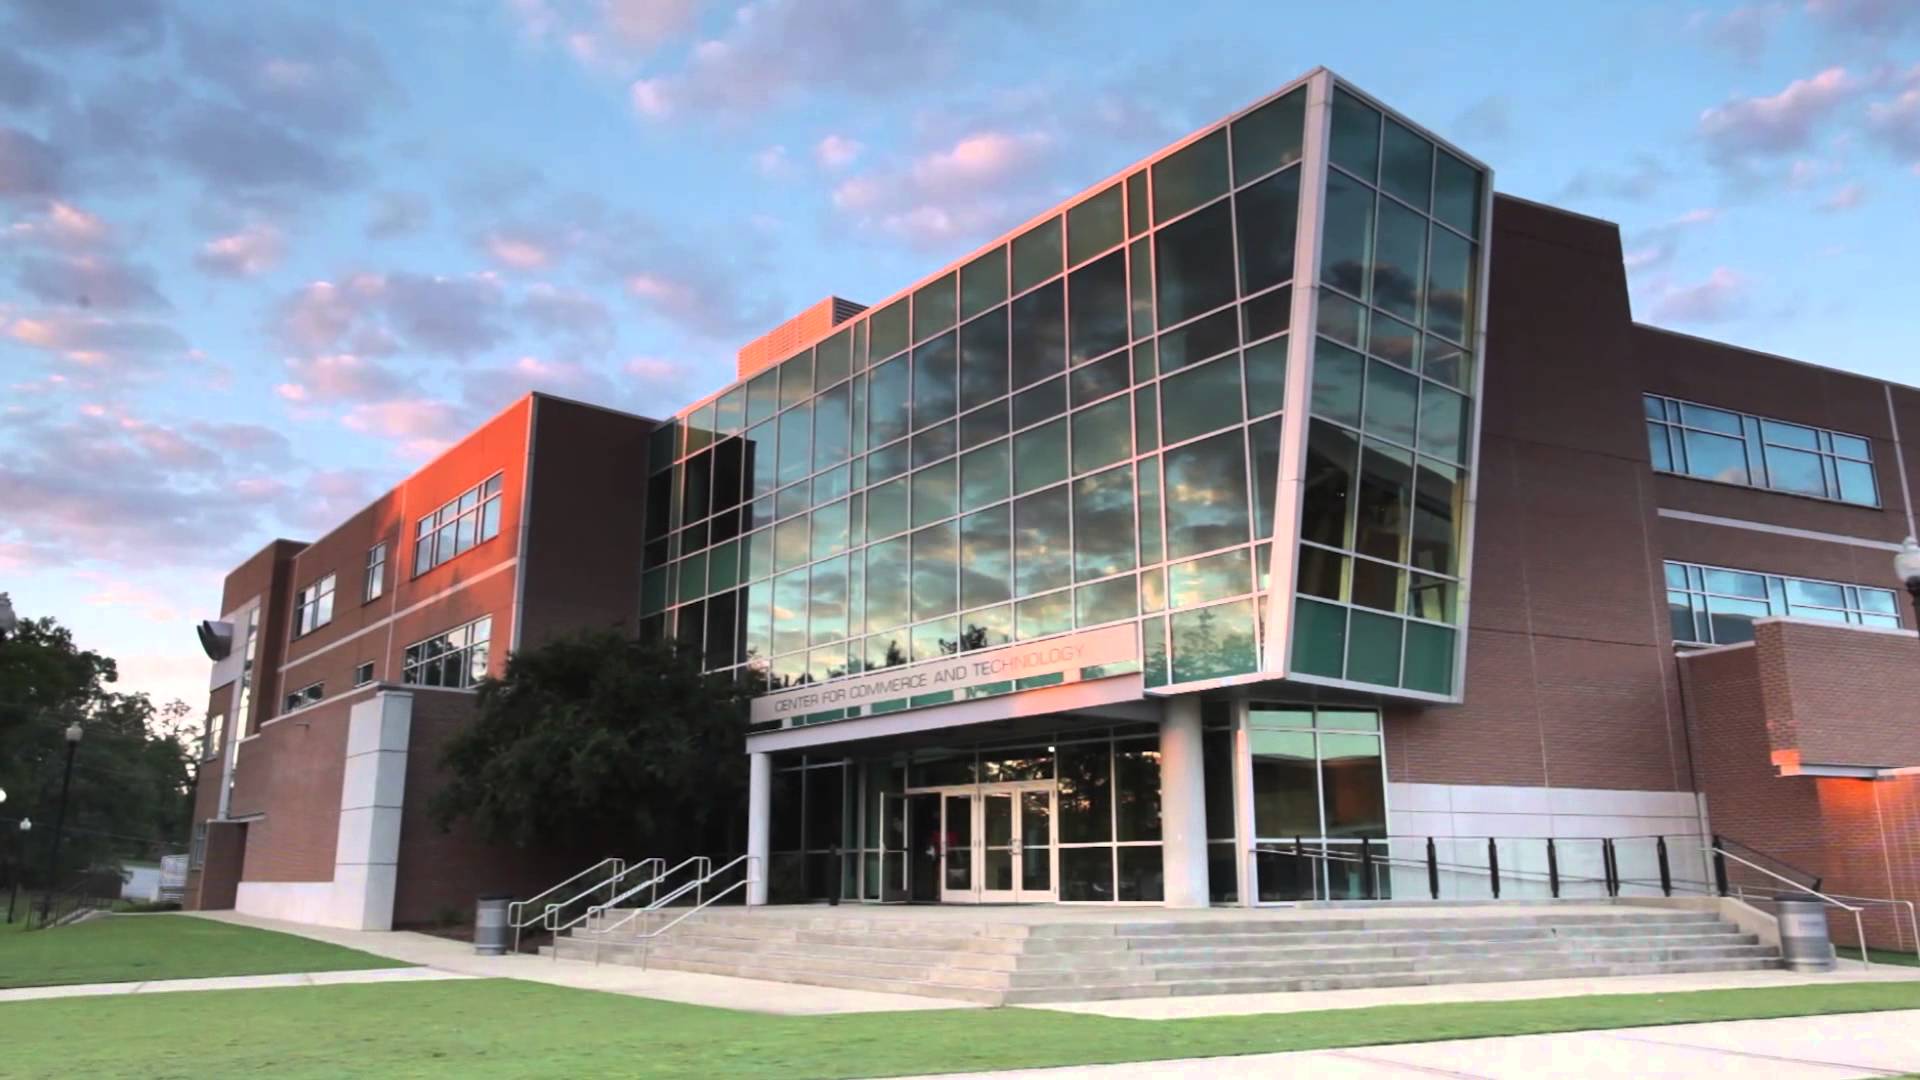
[
  {"x1": 185, "y1": 394, "x2": 652, "y2": 928},
  {"x1": 187, "y1": 68, "x2": 1920, "y2": 948}
]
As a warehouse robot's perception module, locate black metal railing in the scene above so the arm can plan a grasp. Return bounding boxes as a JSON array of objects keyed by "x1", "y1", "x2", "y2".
[{"x1": 1249, "y1": 834, "x2": 1713, "y2": 903}]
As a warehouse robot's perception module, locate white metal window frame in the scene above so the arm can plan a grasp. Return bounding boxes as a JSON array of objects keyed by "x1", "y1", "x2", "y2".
[
  {"x1": 401, "y1": 614, "x2": 493, "y2": 689},
  {"x1": 292, "y1": 573, "x2": 336, "y2": 638},
  {"x1": 1645, "y1": 393, "x2": 1878, "y2": 507},
  {"x1": 413, "y1": 473, "x2": 505, "y2": 578},
  {"x1": 1664, "y1": 559, "x2": 1902, "y2": 645},
  {"x1": 364, "y1": 542, "x2": 387, "y2": 602}
]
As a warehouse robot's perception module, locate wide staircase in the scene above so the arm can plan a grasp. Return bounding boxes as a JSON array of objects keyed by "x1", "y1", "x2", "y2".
[{"x1": 545, "y1": 904, "x2": 1780, "y2": 1005}]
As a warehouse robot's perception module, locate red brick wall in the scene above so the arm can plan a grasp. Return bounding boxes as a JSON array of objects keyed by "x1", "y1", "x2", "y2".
[
  {"x1": 187, "y1": 821, "x2": 246, "y2": 911},
  {"x1": 389, "y1": 689, "x2": 589, "y2": 926},
  {"x1": 226, "y1": 696, "x2": 355, "y2": 881},
  {"x1": 1753, "y1": 620, "x2": 1920, "y2": 769}
]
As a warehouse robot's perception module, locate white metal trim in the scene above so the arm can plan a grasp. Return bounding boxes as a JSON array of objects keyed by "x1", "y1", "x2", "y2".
[{"x1": 1654, "y1": 508, "x2": 1905, "y2": 552}]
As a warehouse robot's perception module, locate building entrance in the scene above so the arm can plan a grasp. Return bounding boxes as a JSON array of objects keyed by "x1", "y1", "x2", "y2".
[{"x1": 921, "y1": 783, "x2": 1056, "y2": 903}]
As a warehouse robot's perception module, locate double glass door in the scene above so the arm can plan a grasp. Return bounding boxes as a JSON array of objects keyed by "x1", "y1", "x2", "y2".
[{"x1": 935, "y1": 783, "x2": 1055, "y2": 903}]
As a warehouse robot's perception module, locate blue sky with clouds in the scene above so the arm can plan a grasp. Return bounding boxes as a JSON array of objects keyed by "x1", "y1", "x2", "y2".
[{"x1": 3, "y1": 0, "x2": 1917, "y2": 713}]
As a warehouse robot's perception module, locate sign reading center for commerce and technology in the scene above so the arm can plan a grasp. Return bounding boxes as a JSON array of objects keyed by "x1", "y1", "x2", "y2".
[{"x1": 749, "y1": 622, "x2": 1139, "y2": 726}]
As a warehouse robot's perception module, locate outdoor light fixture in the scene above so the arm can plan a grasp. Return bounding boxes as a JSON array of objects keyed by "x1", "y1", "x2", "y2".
[
  {"x1": 1896, "y1": 537, "x2": 1920, "y2": 630},
  {"x1": 0, "y1": 592, "x2": 15, "y2": 637},
  {"x1": 65, "y1": 722, "x2": 82, "y2": 744}
]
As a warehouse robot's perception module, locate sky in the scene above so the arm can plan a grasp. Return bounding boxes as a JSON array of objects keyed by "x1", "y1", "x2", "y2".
[{"x1": 2, "y1": 0, "x2": 1917, "y2": 718}]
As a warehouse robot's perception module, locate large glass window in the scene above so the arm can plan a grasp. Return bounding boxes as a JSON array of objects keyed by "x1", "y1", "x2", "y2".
[
  {"x1": 292, "y1": 572, "x2": 335, "y2": 638},
  {"x1": 1665, "y1": 560, "x2": 1902, "y2": 645},
  {"x1": 401, "y1": 615, "x2": 492, "y2": 689},
  {"x1": 413, "y1": 472, "x2": 503, "y2": 576},
  {"x1": 1645, "y1": 394, "x2": 1878, "y2": 506}
]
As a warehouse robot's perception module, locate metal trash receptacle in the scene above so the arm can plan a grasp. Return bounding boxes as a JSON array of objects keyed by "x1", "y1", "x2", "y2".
[
  {"x1": 1775, "y1": 895, "x2": 1835, "y2": 972},
  {"x1": 474, "y1": 895, "x2": 513, "y2": 956}
]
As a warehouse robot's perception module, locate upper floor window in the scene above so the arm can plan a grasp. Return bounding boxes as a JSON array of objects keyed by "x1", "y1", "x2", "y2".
[
  {"x1": 283, "y1": 682, "x2": 323, "y2": 712},
  {"x1": 1665, "y1": 560, "x2": 1901, "y2": 646},
  {"x1": 1644, "y1": 394, "x2": 1878, "y2": 507},
  {"x1": 292, "y1": 573, "x2": 335, "y2": 638},
  {"x1": 414, "y1": 473, "x2": 504, "y2": 577},
  {"x1": 364, "y1": 542, "x2": 386, "y2": 602},
  {"x1": 402, "y1": 615, "x2": 492, "y2": 689},
  {"x1": 353, "y1": 661, "x2": 375, "y2": 687}
]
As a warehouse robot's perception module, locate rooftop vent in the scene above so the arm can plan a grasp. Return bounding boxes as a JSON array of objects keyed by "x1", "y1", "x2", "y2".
[{"x1": 737, "y1": 296, "x2": 866, "y2": 380}]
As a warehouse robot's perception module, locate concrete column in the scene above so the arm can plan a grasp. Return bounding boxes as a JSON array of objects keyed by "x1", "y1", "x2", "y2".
[
  {"x1": 1159, "y1": 697, "x2": 1211, "y2": 907},
  {"x1": 746, "y1": 751, "x2": 771, "y2": 906}
]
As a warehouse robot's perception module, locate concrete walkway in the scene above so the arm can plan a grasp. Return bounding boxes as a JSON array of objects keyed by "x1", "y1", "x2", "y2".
[
  {"x1": 916, "y1": 1009, "x2": 1920, "y2": 1078},
  {"x1": 0, "y1": 966, "x2": 462, "y2": 1003},
  {"x1": 188, "y1": 911, "x2": 972, "y2": 1014}
]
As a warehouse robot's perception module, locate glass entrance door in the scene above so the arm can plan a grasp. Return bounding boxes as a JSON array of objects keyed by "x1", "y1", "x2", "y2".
[
  {"x1": 979, "y1": 784, "x2": 1055, "y2": 903},
  {"x1": 940, "y1": 793, "x2": 973, "y2": 901}
]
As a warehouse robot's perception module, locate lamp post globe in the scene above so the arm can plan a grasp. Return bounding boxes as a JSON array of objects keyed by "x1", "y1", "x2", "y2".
[
  {"x1": 38, "y1": 723, "x2": 82, "y2": 926},
  {"x1": 1896, "y1": 537, "x2": 1920, "y2": 630},
  {"x1": 16, "y1": 818, "x2": 26, "y2": 832},
  {"x1": 64, "y1": 722, "x2": 82, "y2": 744}
]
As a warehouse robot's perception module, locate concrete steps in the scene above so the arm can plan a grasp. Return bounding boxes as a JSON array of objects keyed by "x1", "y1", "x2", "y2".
[{"x1": 544, "y1": 904, "x2": 1781, "y2": 1004}]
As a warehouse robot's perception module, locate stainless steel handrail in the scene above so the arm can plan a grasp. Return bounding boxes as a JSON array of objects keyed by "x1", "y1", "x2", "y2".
[
  {"x1": 1820, "y1": 893, "x2": 1920, "y2": 961},
  {"x1": 1247, "y1": 841, "x2": 1715, "y2": 902},
  {"x1": 591, "y1": 855, "x2": 759, "y2": 969},
  {"x1": 509, "y1": 857, "x2": 623, "y2": 951},
  {"x1": 1712, "y1": 845, "x2": 1870, "y2": 967},
  {"x1": 527, "y1": 857, "x2": 665, "y2": 954}
]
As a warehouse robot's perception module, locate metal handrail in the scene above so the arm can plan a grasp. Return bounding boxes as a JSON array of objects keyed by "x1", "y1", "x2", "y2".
[
  {"x1": 1711, "y1": 844, "x2": 1870, "y2": 967},
  {"x1": 509, "y1": 857, "x2": 623, "y2": 935},
  {"x1": 596, "y1": 855, "x2": 710, "y2": 916},
  {"x1": 1249, "y1": 835, "x2": 1713, "y2": 903},
  {"x1": 522, "y1": 858, "x2": 665, "y2": 954},
  {"x1": 1820, "y1": 893, "x2": 1920, "y2": 961},
  {"x1": 592, "y1": 855, "x2": 760, "y2": 968},
  {"x1": 1249, "y1": 842, "x2": 1716, "y2": 902}
]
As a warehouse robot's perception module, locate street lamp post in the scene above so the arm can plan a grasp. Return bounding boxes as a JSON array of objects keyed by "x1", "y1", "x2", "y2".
[
  {"x1": 36, "y1": 722, "x2": 83, "y2": 928},
  {"x1": 6, "y1": 818, "x2": 28, "y2": 924},
  {"x1": 1895, "y1": 538, "x2": 1920, "y2": 632}
]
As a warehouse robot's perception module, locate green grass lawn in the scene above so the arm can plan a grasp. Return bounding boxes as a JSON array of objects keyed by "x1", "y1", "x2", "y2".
[
  {"x1": 1868, "y1": 946, "x2": 1920, "y2": 967},
  {"x1": 0, "y1": 914, "x2": 403, "y2": 989},
  {"x1": 2, "y1": 977, "x2": 1918, "y2": 1079}
]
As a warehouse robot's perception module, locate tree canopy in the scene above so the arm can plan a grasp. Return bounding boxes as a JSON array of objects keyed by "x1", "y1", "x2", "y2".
[
  {"x1": 429, "y1": 631, "x2": 752, "y2": 859},
  {"x1": 0, "y1": 615, "x2": 196, "y2": 891}
]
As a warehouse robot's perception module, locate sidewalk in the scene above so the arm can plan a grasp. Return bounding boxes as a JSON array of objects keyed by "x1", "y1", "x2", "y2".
[
  {"x1": 0, "y1": 966, "x2": 460, "y2": 1004},
  {"x1": 188, "y1": 910, "x2": 971, "y2": 1014},
  {"x1": 914, "y1": 1009, "x2": 1920, "y2": 1078}
]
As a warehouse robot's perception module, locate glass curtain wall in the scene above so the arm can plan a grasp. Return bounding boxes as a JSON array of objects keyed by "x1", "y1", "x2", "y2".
[
  {"x1": 1247, "y1": 704, "x2": 1388, "y2": 902},
  {"x1": 638, "y1": 83, "x2": 1314, "y2": 728},
  {"x1": 1290, "y1": 85, "x2": 1484, "y2": 698}
]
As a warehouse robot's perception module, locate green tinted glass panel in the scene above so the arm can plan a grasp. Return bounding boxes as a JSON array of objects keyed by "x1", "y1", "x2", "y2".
[
  {"x1": 1237, "y1": 166, "x2": 1300, "y2": 296},
  {"x1": 867, "y1": 476, "x2": 908, "y2": 539},
  {"x1": 1126, "y1": 169, "x2": 1148, "y2": 236},
  {"x1": 865, "y1": 536, "x2": 909, "y2": 630},
  {"x1": 1071, "y1": 396, "x2": 1132, "y2": 475},
  {"x1": 1245, "y1": 336, "x2": 1287, "y2": 418},
  {"x1": 911, "y1": 522, "x2": 958, "y2": 619},
  {"x1": 1134, "y1": 383, "x2": 1159, "y2": 453},
  {"x1": 959, "y1": 505, "x2": 1012, "y2": 609},
  {"x1": 810, "y1": 555, "x2": 848, "y2": 645},
  {"x1": 1425, "y1": 226, "x2": 1474, "y2": 344},
  {"x1": 912, "y1": 273, "x2": 957, "y2": 342},
  {"x1": 1380, "y1": 118, "x2": 1433, "y2": 213},
  {"x1": 774, "y1": 516, "x2": 808, "y2": 572},
  {"x1": 1345, "y1": 609, "x2": 1402, "y2": 686},
  {"x1": 911, "y1": 461, "x2": 957, "y2": 527},
  {"x1": 1163, "y1": 431, "x2": 1249, "y2": 559},
  {"x1": 1373, "y1": 197, "x2": 1427, "y2": 324},
  {"x1": 1310, "y1": 339, "x2": 1365, "y2": 426},
  {"x1": 1329, "y1": 87, "x2": 1380, "y2": 181},
  {"x1": 959, "y1": 307, "x2": 1008, "y2": 409},
  {"x1": 1014, "y1": 485, "x2": 1072, "y2": 596},
  {"x1": 1155, "y1": 200, "x2": 1236, "y2": 327},
  {"x1": 1012, "y1": 376, "x2": 1065, "y2": 430},
  {"x1": 1171, "y1": 598, "x2": 1257, "y2": 683},
  {"x1": 773, "y1": 568, "x2": 808, "y2": 655},
  {"x1": 1321, "y1": 169, "x2": 1375, "y2": 301},
  {"x1": 1402, "y1": 621, "x2": 1455, "y2": 693},
  {"x1": 677, "y1": 551, "x2": 706, "y2": 601},
  {"x1": 1076, "y1": 576, "x2": 1137, "y2": 627},
  {"x1": 1068, "y1": 251, "x2": 1129, "y2": 364},
  {"x1": 1169, "y1": 548, "x2": 1251, "y2": 608},
  {"x1": 1129, "y1": 237, "x2": 1154, "y2": 339},
  {"x1": 1433, "y1": 150, "x2": 1482, "y2": 236},
  {"x1": 868, "y1": 355, "x2": 910, "y2": 446},
  {"x1": 869, "y1": 299, "x2": 909, "y2": 361},
  {"x1": 1418, "y1": 384, "x2": 1468, "y2": 463},
  {"x1": 962, "y1": 604, "x2": 1013, "y2": 650},
  {"x1": 1291, "y1": 597, "x2": 1346, "y2": 677},
  {"x1": 1013, "y1": 418, "x2": 1068, "y2": 494},
  {"x1": 817, "y1": 329, "x2": 852, "y2": 389},
  {"x1": 1142, "y1": 616, "x2": 1168, "y2": 687},
  {"x1": 1011, "y1": 216, "x2": 1062, "y2": 295},
  {"x1": 1072, "y1": 464, "x2": 1136, "y2": 580},
  {"x1": 1151, "y1": 128, "x2": 1228, "y2": 222},
  {"x1": 960, "y1": 439, "x2": 1011, "y2": 511},
  {"x1": 1068, "y1": 184, "x2": 1124, "y2": 266},
  {"x1": 1010, "y1": 280, "x2": 1065, "y2": 389},
  {"x1": 1161, "y1": 355, "x2": 1243, "y2": 444},
  {"x1": 1016, "y1": 591, "x2": 1072, "y2": 640},
  {"x1": 961, "y1": 247, "x2": 1007, "y2": 319},
  {"x1": 1232, "y1": 87, "x2": 1305, "y2": 182},
  {"x1": 1137, "y1": 456, "x2": 1164, "y2": 566},
  {"x1": 1363, "y1": 359, "x2": 1419, "y2": 446},
  {"x1": 810, "y1": 499, "x2": 849, "y2": 560}
]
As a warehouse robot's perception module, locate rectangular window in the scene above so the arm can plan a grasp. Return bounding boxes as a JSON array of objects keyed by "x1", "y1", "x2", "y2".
[
  {"x1": 364, "y1": 542, "x2": 386, "y2": 602},
  {"x1": 292, "y1": 573, "x2": 336, "y2": 638},
  {"x1": 401, "y1": 615, "x2": 493, "y2": 689},
  {"x1": 283, "y1": 682, "x2": 323, "y2": 712},
  {"x1": 1645, "y1": 394, "x2": 1878, "y2": 506},
  {"x1": 413, "y1": 472, "x2": 505, "y2": 577},
  {"x1": 1665, "y1": 559, "x2": 1902, "y2": 645},
  {"x1": 353, "y1": 661, "x2": 375, "y2": 687}
]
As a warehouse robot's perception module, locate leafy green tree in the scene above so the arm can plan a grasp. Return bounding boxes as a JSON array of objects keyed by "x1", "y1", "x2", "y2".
[
  {"x1": 429, "y1": 631, "x2": 753, "y2": 859},
  {"x1": 0, "y1": 616, "x2": 195, "y2": 892}
]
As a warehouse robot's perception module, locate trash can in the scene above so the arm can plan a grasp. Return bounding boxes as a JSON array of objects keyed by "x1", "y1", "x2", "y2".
[
  {"x1": 474, "y1": 895, "x2": 512, "y2": 956},
  {"x1": 1775, "y1": 895, "x2": 1835, "y2": 972}
]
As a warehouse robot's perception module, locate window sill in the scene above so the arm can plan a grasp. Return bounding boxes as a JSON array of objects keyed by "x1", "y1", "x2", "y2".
[{"x1": 1651, "y1": 467, "x2": 1881, "y2": 511}]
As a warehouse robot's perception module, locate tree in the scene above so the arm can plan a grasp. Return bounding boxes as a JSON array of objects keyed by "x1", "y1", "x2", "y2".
[
  {"x1": 429, "y1": 631, "x2": 753, "y2": 859},
  {"x1": 0, "y1": 616, "x2": 196, "y2": 892}
]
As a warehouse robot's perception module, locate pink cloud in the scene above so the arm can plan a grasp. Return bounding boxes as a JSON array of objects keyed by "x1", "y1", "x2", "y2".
[
  {"x1": 1865, "y1": 81, "x2": 1920, "y2": 162},
  {"x1": 195, "y1": 222, "x2": 286, "y2": 277},
  {"x1": 341, "y1": 398, "x2": 465, "y2": 458},
  {"x1": 815, "y1": 134, "x2": 862, "y2": 169},
  {"x1": 831, "y1": 129, "x2": 1054, "y2": 248},
  {"x1": 1819, "y1": 182, "x2": 1868, "y2": 210},
  {"x1": 1699, "y1": 68, "x2": 1859, "y2": 164},
  {"x1": 1805, "y1": 0, "x2": 1920, "y2": 35},
  {"x1": 483, "y1": 231, "x2": 552, "y2": 270},
  {"x1": 6, "y1": 200, "x2": 109, "y2": 249},
  {"x1": 1648, "y1": 268, "x2": 1751, "y2": 324},
  {"x1": 277, "y1": 353, "x2": 412, "y2": 404}
]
